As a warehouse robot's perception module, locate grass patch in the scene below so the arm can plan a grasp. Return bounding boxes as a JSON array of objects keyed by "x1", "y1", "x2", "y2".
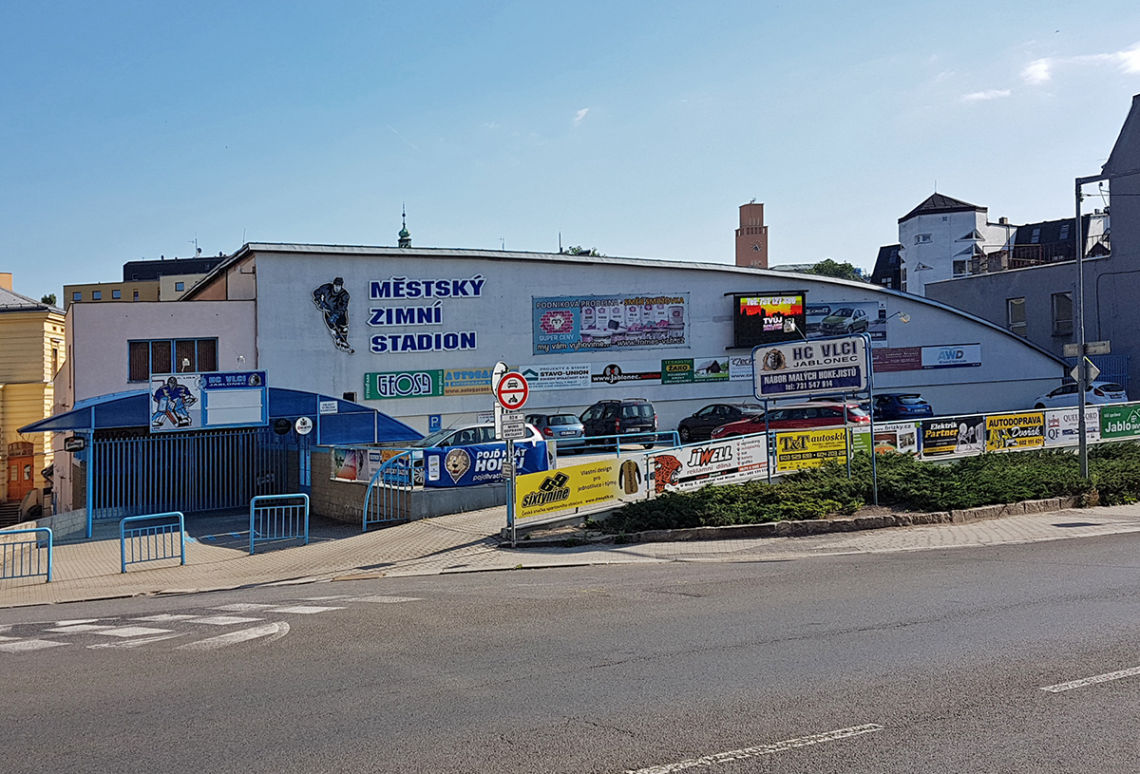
[{"x1": 596, "y1": 443, "x2": 1140, "y2": 534}]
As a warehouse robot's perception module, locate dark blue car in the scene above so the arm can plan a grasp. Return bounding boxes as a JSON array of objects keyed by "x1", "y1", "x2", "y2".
[{"x1": 873, "y1": 393, "x2": 933, "y2": 421}]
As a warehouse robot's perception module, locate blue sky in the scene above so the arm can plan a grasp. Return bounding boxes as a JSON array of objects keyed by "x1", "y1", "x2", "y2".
[{"x1": 2, "y1": 1, "x2": 1139, "y2": 300}]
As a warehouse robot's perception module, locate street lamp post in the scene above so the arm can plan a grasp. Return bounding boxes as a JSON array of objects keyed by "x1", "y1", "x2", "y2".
[{"x1": 1074, "y1": 173, "x2": 1104, "y2": 478}]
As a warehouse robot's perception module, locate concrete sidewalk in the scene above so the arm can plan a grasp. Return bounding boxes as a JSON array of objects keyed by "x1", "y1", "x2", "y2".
[{"x1": 5, "y1": 501, "x2": 1140, "y2": 609}]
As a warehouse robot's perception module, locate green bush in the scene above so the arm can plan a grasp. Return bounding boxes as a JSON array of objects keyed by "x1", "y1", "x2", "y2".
[{"x1": 598, "y1": 443, "x2": 1140, "y2": 535}]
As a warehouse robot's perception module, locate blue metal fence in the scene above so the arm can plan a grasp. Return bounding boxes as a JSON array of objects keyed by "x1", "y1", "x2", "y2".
[
  {"x1": 120, "y1": 512, "x2": 186, "y2": 573},
  {"x1": 0, "y1": 527, "x2": 53, "y2": 583},
  {"x1": 249, "y1": 493, "x2": 310, "y2": 555},
  {"x1": 363, "y1": 451, "x2": 413, "y2": 531},
  {"x1": 92, "y1": 427, "x2": 291, "y2": 521}
]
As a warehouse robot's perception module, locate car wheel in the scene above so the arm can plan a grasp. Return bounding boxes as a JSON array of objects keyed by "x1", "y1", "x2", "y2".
[{"x1": 679, "y1": 427, "x2": 691, "y2": 443}]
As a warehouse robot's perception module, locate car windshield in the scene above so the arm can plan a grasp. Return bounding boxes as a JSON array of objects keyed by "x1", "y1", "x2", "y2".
[
  {"x1": 833, "y1": 308, "x2": 854, "y2": 316},
  {"x1": 623, "y1": 404, "x2": 653, "y2": 418},
  {"x1": 1096, "y1": 383, "x2": 1125, "y2": 392},
  {"x1": 413, "y1": 427, "x2": 469, "y2": 447},
  {"x1": 894, "y1": 395, "x2": 925, "y2": 405}
]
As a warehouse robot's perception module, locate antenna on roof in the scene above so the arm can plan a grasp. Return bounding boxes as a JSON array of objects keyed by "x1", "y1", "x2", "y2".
[{"x1": 558, "y1": 232, "x2": 563, "y2": 253}]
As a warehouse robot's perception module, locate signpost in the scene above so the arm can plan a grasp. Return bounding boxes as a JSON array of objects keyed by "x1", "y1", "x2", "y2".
[{"x1": 491, "y1": 363, "x2": 531, "y2": 547}]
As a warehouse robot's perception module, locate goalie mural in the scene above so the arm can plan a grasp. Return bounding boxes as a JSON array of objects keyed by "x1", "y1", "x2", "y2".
[
  {"x1": 313, "y1": 276, "x2": 354, "y2": 353},
  {"x1": 150, "y1": 375, "x2": 202, "y2": 432}
]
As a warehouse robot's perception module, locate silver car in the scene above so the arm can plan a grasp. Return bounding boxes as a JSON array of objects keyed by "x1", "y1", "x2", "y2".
[{"x1": 525, "y1": 412, "x2": 587, "y2": 452}]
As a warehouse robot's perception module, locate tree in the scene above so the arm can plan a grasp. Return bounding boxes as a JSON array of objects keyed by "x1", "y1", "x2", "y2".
[
  {"x1": 40, "y1": 293, "x2": 56, "y2": 306},
  {"x1": 805, "y1": 259, "x2": 865, "y2": 282}
]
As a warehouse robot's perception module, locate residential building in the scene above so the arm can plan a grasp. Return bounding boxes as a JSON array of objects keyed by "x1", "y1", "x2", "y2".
[
  {"x1": 62, "y1": 253, "x2": 227, "y2": 309},
  {"x1": 0, "y1": 273, "x2": 65, "y2": 512},
  {"x1": 924, "y1": 92, "x2": 1140, "y2": 391}
]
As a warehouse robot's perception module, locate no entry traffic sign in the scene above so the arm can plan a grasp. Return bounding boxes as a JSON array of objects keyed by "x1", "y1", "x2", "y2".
[{"x1": 495, "y1": 371, "x2": 530, "y2": 410}]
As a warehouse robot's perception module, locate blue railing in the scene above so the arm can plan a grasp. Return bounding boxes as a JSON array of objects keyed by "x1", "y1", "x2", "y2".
[
  {"x1": 363, "y1": 451, "x2": 413, "y2": 531},
  {"x1": 250, "y1": 493, "x2": 310, "y2": 555},
  {"x1": 581, "y1": 430, "x2": 681, "y2": 455},
  {"x1": 0, "y1": 527, "x2": 53, "y2": 583},
  {"x1": 119, "y1": 512, "x2": 186, "y2": 573}
]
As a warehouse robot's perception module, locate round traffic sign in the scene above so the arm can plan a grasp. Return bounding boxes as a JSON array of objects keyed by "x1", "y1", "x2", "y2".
[{"x1": 495, "y1": 371, "x2": 530, "y2": 410}]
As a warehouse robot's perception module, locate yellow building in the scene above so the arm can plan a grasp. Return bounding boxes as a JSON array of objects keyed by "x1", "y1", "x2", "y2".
[{"x1": 0, "y1": 273, "x2": 65, "y2": 508}]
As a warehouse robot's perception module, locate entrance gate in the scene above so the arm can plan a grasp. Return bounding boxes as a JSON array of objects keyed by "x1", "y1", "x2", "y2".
[{"x1": 90, "y1": 428, "x2": 293, "y2": 521}]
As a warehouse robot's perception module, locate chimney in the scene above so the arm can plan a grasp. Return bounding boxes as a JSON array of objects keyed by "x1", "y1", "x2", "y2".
[
  {"x1": 998, "y1": 217, "x2": 1009, "y2": 225},
  {"x1": 0, "y1": 272, "x2": 11, "y2": 291}
]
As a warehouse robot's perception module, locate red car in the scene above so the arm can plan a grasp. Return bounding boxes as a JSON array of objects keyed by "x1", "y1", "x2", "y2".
[{"x1": 709, "y1": 401, "x2": 870, "y2": 438}]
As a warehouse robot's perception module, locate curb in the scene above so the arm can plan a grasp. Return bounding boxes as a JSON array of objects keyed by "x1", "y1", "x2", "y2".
[{"x1": 509, "y1": 496, "x2": 1084, "y2": 548}]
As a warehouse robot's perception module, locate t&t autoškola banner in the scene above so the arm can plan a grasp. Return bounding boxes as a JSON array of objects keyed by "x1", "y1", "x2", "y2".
[
  {"x1": 514, "y1": 458, "x2": 645, "y2": 519},
  {"x1": 773, "y1": 427, "x2": 849, "y2": 472}
]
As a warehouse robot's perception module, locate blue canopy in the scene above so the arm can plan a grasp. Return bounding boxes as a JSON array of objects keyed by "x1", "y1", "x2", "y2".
[{"x1": 19, "y1": 387, "x2": 422, "y2": 445}]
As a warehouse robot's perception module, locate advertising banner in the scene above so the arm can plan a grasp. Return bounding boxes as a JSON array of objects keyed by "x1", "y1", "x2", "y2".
[
  {"x1": 1100, "y1": 404, "x2": 1140, "y2": 439},
  {"x1": 331, "y1": 448, "x2": 407, "y2": 483},
  {"x1": 647, "y1": 435, "x2": 768, "y2": 493},
  {"x1": 150, "y1": 370, "x2": 268, "y2": 432},
  {"x1": 514, "y1": 458, "x2": 645, "y2": 519},
  {"x1": 921, "y1": 344, "x2": 982, "y2": 369},
  {"x1": 806, "y1": 301, "x2": 886, "y2": 342},
  {"x1": 729, "y1": 355, "x2": 753, "y2": 382},
  {"x1": 920, "y1": 416, "x2": 986, "y2": 457},
  {"x1": 732, "y1": 292, "x2": 806, "y2": 348},
  {"x1": 773, "y1": 427, "x2": 849, "y2": 472},
  {"x1": 661, "y1": 358, "x2": 694, "y2": 385},
  {"x1": 518, "y1": 363, "x2": 592, "y2": 391},
  {"x1": 590, "y1": 360, "x2": 663, "y2": 385},
  {"x1": 753, "y1": 336, "x2": 867, "y2": 399},
  {"x1": 443, "y1": 367, "x2": 493, "y2": 396},
  {"x1": 533, "y1": 293, "x2": 688, "y2": 355},
  {"x1": 985, "y1": 412, "x2": 1045, "y2": 451},
  {"x1": 364, "y1": 370, "x2": 443, "y2": 400},
  {"x1": 423, "y1": 441, "x2": 549, "y2": 487},
  {"x1": 1044, "y1": 408, "x2": 1101, "y2": 447},
  {"x1": 150, "y1": 374, "x2": 203, "y2": 432}
]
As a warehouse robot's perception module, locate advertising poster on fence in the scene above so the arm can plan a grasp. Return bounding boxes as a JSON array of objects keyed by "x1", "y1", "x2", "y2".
[
  {"x1": 515, "y1": 458, "x2": 645, "y2": 519},
  {"x1": 1044, "y1": 408, "x2": 1101, "y2": 447},
  {"x1": 533, "y1": 293, "x2": 689, "y2": 355},
  {"x1": 424, "y1": 442, "x2": 549, "y2": 487},
  {"x1": 852, "y1": 423, "x2": 920, "y2": 455},
  {"x1": 985, "y1": 412, "x2": 1045, "y2": 451},
  {"x1": 1100, "y1": 404, "x2": 1140, "y2": 440},
  {"x1": 648, "y1": 435, "x2": 768, "y2": 493},
  {"x1": 774, "y1": 427, "x2": 848, "y2": 472},
  {"x1": 921, "y1": 416, "x2": 985, "y2": 457}
]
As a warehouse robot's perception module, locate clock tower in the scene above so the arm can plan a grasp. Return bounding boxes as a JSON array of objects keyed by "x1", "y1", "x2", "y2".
[{"x1": 735, "y1": 201, "x2": 769, "y2": 268}]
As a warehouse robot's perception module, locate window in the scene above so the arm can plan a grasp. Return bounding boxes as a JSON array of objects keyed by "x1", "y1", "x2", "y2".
[
  {"x1": 71, "y1": 291, "x2": 81, "y2": 302},
  {"x1": 953, "y1": 260, "x2": 967, "y2": 277},
  {"x1": 1052, "y1": 292, "x2": 1073, "y2": 337},
  {"x1": 111, "y1": 289, "x2": 121, "y2": 299},
  {"x1": 915, "y1": 234, "x2": 933, "y2": 244},
  {"x1": 92, "y1": 290, "x2": 102, "y2": 300},
  {"x1": 1030, "y1": 228, "x2": 1041, "y2": 244},
  {"x1": 133, "y1": 290, "x2": 140, "y2": 300},
  {"x1": 1059, "y1": 223, "x2": 1070, "y2": 241},
  {"x1": 51, "y1": 348, "x2": 58, "y2": 376},
  {"x1": 128, "y1": 338, "x2": 218, "y2": 381},
  {"x1": 1007, "y1": 297, "x2": 1027, "y2": 337},
  {"x1": 175, "y1": 281, "x2": 185, "y2": 292}
]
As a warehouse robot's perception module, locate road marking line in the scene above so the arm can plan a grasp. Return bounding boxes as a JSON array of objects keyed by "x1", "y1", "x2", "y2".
[
  {"x1": 0, "y1": 639, "x2": 68, "y2": 653},
  {"x1": 47, "y1": 624, "x2": 116, "y2": 634},
  {"x1": 268, "y1": 605, "x2": 343, "y2": 615},
  {"x1": 91, "y1": 626, "x2": 173, "y2": 638},
  {"x1": 210, "y1": 603, "x2": 276, "y2": 612},
  {"x1": 299, "y1": 595, "x2": 350, "y2": 601},
  {"x1": 1041, "y1": 665, "x2": 1140, "y2": 693},
  {"x1": 55, "y1": 619, "x2": 100, "y2": 626},
  {"x1": 88, "y1": 633, "x2": 185, "y2": 649},
  {"x1": 188, "y1": 615, "x2": 265, "y2": 626},
  {"x1": 352, "y1": 595, "x2": 420, "y2": 604},
  {"x1": 623, "y1": 724, "x2": 883, "y2": 774},
  {"x1": 132, "y1": 614, "x2": 200, "y2": 622},
  {"x1": 177, "y1": 622, "x2": 290, "y2": 651}
]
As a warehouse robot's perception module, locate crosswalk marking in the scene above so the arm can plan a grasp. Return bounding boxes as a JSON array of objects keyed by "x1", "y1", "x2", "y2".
[
  {"x1": 47, "y1": 624, "x2": 116, "y2": 634},
  {"x1": 211, "y1": 603, "x2": 275, "y2": 612},
  {"x1": 132, "y1": 614, "x2": 200, "y2": 622},
  {"x1": 92, "y1": 626, "x2": 173, "y2": 638},
  {"x1": 352, "y1": 595, "x2": 420, "y2": 603},
  {"x1": 0, "y1": 639, "x2": 68, "y2": 653},
  {"x1": 88, "y1": 633, "x2": 184, "y2": 649},
  {"x1": 189, "y1": 615, "x2": 265, "y2": 626}
]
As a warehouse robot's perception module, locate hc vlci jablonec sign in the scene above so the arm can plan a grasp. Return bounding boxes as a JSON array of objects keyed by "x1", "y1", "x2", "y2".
[{"x1": 753, "y1": 336, "x2": 867, "y2": 399}]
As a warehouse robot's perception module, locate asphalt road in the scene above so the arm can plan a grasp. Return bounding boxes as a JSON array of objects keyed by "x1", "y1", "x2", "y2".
[{"x1": 3, "y1": 532, "x2": 1140, "y2": 773}]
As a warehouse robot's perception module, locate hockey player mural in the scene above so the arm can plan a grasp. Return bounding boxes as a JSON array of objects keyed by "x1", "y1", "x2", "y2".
[
  {"x1": 313, "y1": 277, "x2": 354, "y2": 353},
  {"x1": 151, "y1": 376, "x2": 198, "y2": 429}
]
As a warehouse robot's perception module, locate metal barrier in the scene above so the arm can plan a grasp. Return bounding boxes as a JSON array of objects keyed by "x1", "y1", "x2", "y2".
[
  {"x1": 582, "y1": 430, "x2": 681, "y2": 455},
  {"x1": 0, "y1": 527, "x2": 53, "y2": 583},
  {"x1": 249, "y1": 493, "x2": 310, "y2": 555},
  {"x1": 120, "y1": 512, "x2": 186, "y2": 573},
  {"x1": 363, "y1": 451, "x2": 413, "y2": 531}
]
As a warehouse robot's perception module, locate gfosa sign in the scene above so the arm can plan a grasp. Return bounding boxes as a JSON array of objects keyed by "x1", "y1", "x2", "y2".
[{"x1": 752, "y1": 335, "x2": 867, "y2": 399}]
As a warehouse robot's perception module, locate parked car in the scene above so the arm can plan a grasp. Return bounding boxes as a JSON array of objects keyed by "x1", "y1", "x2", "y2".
[
  {"x1": 873, "y1": 393, "x2": 934, "y2": 421},
  {"x1": 580, "y1": 398, "x2": 658, "y2": 448},
  {"x1": 819, "y1": 307, "x2": 869, "y2": 335},
  {"x1": 710, "y1": 401, "x2": 870, "y2": 438},
  {"x1": 677, "y1": 402, "x2": 764, "y2": 443},
  {"x1": 525, "y1": 412, "x2": 586, "y2": 452},
  {"x1": 1032, "y1": 380, "x2": 1129, "y2": 409}
]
